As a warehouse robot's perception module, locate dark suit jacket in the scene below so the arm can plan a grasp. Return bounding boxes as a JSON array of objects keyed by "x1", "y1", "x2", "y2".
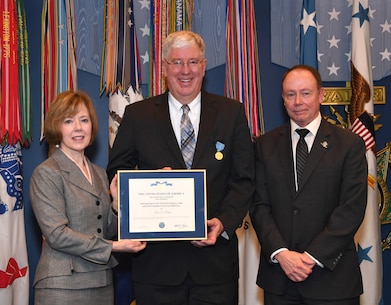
[
  {"x1": 30, "y1": 149, "x2": 118, "y2": 291},
  {"x1": 107, "y1": 90, "x2": 254, "y2": 285},
  {"x1": 249, "y1": 119, "x2": 367, "y2": 300}
]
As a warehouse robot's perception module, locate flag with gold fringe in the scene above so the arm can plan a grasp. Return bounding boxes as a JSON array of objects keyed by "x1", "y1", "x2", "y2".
[
  {"x1": 225, "y1": 1, "x2": 264, "y2": 305},
  {"x1": 349, "y1": 1, "x2": 383, "y2": 304},
  {"x1": 41, "y1": 0, "x2": 77, "y2": 140}
]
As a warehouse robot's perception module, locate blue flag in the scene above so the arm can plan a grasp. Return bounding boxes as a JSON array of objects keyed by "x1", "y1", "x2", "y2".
[
  {"x1": 300, "y1": 0, "x2": 317, "y2": 68},
  {"x1": 271, "y1": 0, "x2": 391, "y2": 81}
]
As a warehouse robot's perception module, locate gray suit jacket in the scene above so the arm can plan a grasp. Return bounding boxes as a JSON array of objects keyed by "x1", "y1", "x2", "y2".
[
  {"x1": 30, "y1": 149, "x2": 118, "y2": 289},
  {"x1": 250, "y1": 119, "x2": 367, "y2": 300}
]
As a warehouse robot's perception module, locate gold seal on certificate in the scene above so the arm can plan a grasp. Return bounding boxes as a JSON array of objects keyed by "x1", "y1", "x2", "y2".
[{"x1": 215, "y1": 151, "x2": 223, "y2": 160}]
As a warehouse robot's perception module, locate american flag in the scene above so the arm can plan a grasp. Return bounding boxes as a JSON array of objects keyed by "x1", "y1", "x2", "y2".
[
  {"x1": 271, "y1": 0, "x2": 391, "y2": 82},
  {"x1": 350, "y1": 1, "x2": 383, "y2": 305}
]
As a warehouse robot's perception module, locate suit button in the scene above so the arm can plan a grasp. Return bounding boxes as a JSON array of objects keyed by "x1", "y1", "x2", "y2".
[
  {"x1": 97, "y1": 215, "x2": 102, "y2": 220},
  {"x1": 96, "y1": 201, "x2": 100, "y2": 206},
  {"x1": 292, "y1": 209, "x2": 299, "y2": 215},
  {"x1": 97, "y1": 228, "x2": 102, "y2": 233}
]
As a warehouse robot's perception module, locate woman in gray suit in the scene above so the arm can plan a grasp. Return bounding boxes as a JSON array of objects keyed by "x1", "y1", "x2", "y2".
[{"x1": 30, "y1": 91, "x2": 146, "y2": 305}]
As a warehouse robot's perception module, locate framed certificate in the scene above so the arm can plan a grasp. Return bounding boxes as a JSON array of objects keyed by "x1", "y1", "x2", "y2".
[{"x1": 117, "y1": 170, "x2": 207, "y2": 241}]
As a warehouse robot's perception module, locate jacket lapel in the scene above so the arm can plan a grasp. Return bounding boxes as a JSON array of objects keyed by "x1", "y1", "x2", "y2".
[
  {"x1": 192, "y1": 92, "x2": 217, "y2": 168},
  {"x1": 153, "y1": 92, "x2": 187, "y2": 167},
  {"x1": 278, "y1": 124, "x2": 297, "y2": 197},
  {"x1": 152, "y1": 91, "x2": 218, "y2": 169},
  {"x1": 53, "y1": 149, "x2": 100, "y2": 197},
  {"x1": 297, "y1": 120, "x2": 331, "y2": 194}
]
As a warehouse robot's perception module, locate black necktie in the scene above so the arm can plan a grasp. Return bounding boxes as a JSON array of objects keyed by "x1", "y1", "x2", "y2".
[
  {"x1": 296, "y1": 128, "x2": 310, "y2": 187},
  {"x1": 180, "y1": 105, "x2": 196, "y2": 169}
]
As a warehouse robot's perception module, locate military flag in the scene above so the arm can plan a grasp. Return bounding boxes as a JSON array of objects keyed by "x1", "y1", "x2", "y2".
[{"x1": 0, "y1": 144, "x2": 29, "y2": 305}]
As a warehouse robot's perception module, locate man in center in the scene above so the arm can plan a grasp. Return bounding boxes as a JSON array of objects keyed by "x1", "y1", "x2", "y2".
[{"x1": 106, "y1": 30, "x2": 254, "y2": 305}]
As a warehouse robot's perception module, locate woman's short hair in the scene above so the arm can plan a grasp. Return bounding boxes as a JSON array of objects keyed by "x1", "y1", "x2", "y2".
[{"x1": 44, "y1": 90, "x2": 99, "y2": 146}]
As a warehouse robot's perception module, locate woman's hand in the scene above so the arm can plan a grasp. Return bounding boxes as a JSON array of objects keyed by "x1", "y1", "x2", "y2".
[
  {"x1": 112, "y1": 240, "x2": 147, "y2": 253},
  {"x1": 110, "y1": 174, "x2": 118, "y2": 211}
]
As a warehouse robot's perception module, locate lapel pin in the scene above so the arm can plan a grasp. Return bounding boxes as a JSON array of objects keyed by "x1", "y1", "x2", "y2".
[{"x1": 320, "y1": 141, "x2": 328, "y2": 149}]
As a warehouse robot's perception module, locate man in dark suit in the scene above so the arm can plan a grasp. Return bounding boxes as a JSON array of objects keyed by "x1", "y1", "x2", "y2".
[
  {"x1": 106, "y1": 30, "x2": 254, "y2": 305},
  {"x1": 250, "y1": 65, "x2": 368, "y2": 305}
]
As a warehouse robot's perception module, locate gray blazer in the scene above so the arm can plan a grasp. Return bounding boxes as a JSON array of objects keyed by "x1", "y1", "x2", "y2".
[{"x1": 30, "y1": 148, "x2": 118, "y2": 289}]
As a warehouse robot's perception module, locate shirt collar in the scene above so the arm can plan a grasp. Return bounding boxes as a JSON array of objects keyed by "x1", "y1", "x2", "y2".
[
  {"x1": 168, "y1": 92, "x2": 201, "y2": 114},
  {"x1": 290, "y1": 112, "x2": 322, "y2": 137}
]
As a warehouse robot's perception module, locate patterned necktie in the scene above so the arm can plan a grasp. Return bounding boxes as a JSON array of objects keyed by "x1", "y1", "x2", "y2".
[
  {"x1": 296, "y1": 128, "x2": 310, "y2": 187},
  {"x1": 180, "y1": 105, "x2": 196, "y2": 169}
]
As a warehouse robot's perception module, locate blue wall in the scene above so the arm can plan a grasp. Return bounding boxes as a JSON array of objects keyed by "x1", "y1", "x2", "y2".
[{"x1": 23, "y1": 1, "x2": 391, "y2": 304}]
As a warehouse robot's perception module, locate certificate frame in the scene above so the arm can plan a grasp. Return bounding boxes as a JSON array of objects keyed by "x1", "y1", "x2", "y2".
[{"x1": 117, "y1": 170, "x2": 207, "y2": 241}]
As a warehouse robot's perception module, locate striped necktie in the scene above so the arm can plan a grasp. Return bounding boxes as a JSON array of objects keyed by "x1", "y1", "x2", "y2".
[
  {"x1": 296, "y1": 128, "x2": 310, "y2": 188},
  {"x1": 180, "y1": 105, "x2": 196, "y2": 169}
]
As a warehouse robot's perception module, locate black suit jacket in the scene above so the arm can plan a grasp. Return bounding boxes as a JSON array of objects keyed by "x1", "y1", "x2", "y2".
[
  {"x1": 250, "y1": 119, "x2": 367, "y2": 300},
  {"x1": 107, "y1": 90, "x2": 254, "y2": 285}
]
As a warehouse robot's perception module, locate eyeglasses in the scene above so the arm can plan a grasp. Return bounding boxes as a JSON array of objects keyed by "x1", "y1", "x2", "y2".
[{"x1": 165, "y1": 59, "x2": 204, "y2": 70}]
